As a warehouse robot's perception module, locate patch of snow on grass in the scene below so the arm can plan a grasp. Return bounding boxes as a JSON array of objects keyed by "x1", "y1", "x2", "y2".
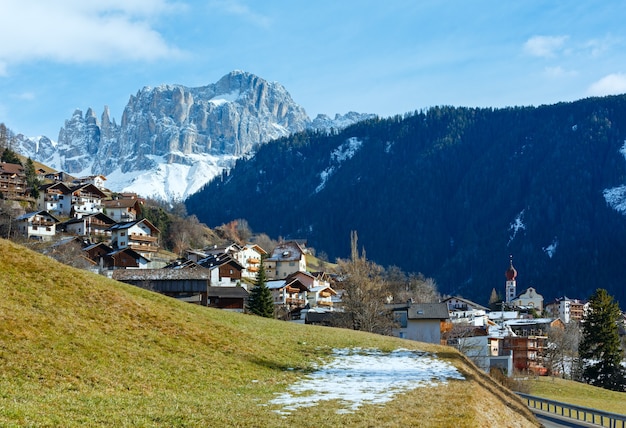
[{"x1": 269, "y1": 348, "x2": 464, "y2": 415}]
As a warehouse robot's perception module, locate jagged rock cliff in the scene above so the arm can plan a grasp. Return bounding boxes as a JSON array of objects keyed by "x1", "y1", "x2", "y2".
[{"x1": 16, "y1": 71, "x2": 373, "y2": 200}]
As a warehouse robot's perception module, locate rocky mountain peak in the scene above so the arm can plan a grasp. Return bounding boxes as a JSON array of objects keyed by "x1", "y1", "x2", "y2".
[{"x1": 15, "y1": 71, "x2": 374, "y2": 201}]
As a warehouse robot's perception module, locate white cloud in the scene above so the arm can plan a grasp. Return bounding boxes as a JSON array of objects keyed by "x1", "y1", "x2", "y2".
[
  {"x1": 208, "y1": 0, "x2": 272, "y2": 28},
  {"x1": 0, "y1": 0, "x2": 183, "y2": 68},
  {"x1": 543, "y1": 66, "x2": 577, "y2": 78},
  {"x1": 587, "y1": 73, "x2": 626, "y2": 96},
  {"x1": 523, "y1": 35, "x2": 569, "y2": 58}
]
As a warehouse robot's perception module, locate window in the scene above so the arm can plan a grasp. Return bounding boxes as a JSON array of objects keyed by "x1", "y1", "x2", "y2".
[{"x1": 394, "y1": 311, "x2": 408, "y2": 328}]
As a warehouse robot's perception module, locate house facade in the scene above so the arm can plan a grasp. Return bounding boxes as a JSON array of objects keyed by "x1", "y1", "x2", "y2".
[
  {"x1": 266, "y1": 278, "x2": 309, "y2": 310},
  {"x1": 234, "y1": 244, "x2": 267, "y2": 279},
  {"x1": 69, "y1": 184, "x2": 107, "y2": 218},
  {"x1": 61, "y1": 212, "x2": 116, "y2": 238},
  {"x1": 265, "y1": 241, "x2": 307, "y2": 280},
  {"x1": 109, "y1": 219, "x2": 160, "y2": 256},
  {"x1": 0, "y1": 162, "x2": 27, "y2": 199},
  {"x1": 545, "y1": 297, "x2": 588, "y2": 324},
  {"x1": 15, "y1": 210, "x2": 59, "y2": 241},
  {"x1": 37, "y1": 182, "x2": 73, "y2": 217},
  {"x1": 197, "y1": 253, "x2": 244, "y2": 288},
  {"x1": 390, "y1": 302, "x2": 450, "y2": 344},
  {"x1": 103, "y1": 197, "x2": 143, "y2": 223}
]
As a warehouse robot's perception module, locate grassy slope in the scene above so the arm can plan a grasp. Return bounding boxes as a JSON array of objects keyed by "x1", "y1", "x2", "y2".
[
  {"x1": 0, "y1": 239, "x2": 538, "y2": 427},
  {"x1": 526, "y1": 377, "x2": 626, "y2": 415}
]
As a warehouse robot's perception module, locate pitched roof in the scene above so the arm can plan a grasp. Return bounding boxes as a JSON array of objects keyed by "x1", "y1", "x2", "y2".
[
  {"x1": 108, "y1": 218, "x2": 160, "y2": 234},
  {"x1": 0, "y1": 162, "x2": 24, "y2": 175},
  {"x1": 15, "y1": 210, "x2": 60, "y2": 223},
  {"x1": 407, "y1": 303, "x2": 450, "y2": 320},
  {"x1": 266, "y1": 241, "x2": 305, "y2": 262},
  {"x1": 112, "y1": 267, "x2": 210, "y2": 281},
  {"x1": 207, "y1": 286, "x2": 249, "y2": 298},
  {"x1": 442, "y1": 296, "x2": 489, "y2": 311},
  {"x1": 103, "y1": 198, "x2": 142, "y2": 209},
  {"x1": 197, "y1": 253, "x2": 244, "y2": 270}
]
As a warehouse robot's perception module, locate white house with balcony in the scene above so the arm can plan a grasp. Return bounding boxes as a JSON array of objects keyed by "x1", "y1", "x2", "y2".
[
  {"x1": 37, "y1": 182, "x2": 73, "y2": 218},
  {"x1": 103, "y1": 197, "x2": 143, "y2": 222},
  {"x1": 15, "y1": 210, "x2": 59, "y2": 241},
  {"x1": 69, "y1": 184, "x2": 107, "y2": 219},
  {"x1": 234, "y1": 244, "x2": 268, "y2": 279},
  {"x1": 266, "y1": 278, "x2": 309, "y2": 310},
  {"x1": 108, "y1": 218, "x2": 160, "y2": 258}
]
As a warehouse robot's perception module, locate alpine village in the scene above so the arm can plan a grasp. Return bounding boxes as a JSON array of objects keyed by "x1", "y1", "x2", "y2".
[{"x1": 2, "y1": 120, "x2": 625, "y2": 383}]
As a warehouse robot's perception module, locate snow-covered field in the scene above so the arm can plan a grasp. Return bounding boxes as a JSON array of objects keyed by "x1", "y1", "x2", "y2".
[{"x1": 268, "y1": 348, "x2": 465, "y2": 415}]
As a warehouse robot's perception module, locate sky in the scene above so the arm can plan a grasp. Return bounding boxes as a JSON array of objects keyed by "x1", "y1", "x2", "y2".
[{"x1": 2, "y1": 1, "x2": 626, "y2": 140}]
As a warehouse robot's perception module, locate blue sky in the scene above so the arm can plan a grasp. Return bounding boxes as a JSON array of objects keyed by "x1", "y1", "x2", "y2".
[{"x1": 2, "y1": 1, "x2": 626, "y2": 139}]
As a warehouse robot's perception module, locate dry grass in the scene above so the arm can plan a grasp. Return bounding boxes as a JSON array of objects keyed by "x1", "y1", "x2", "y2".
[{"x1": 0, "y1": 238, "x2": 539, "y2": 427}]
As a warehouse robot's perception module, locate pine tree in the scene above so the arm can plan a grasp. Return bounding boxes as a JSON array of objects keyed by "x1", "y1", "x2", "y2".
[
  {"x1": 24, "y1": 158, "x2": 41, "y2": 199},
  {"x1": 246, "y1": 259, "x2": 274, "y2": 318},
  {"x1": 578, "y1": 288, "x2": 626, "y2": 391}
]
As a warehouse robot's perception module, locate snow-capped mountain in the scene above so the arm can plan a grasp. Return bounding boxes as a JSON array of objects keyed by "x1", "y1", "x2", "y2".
[{"x1": 14, "y1": 71, "x2": 374, "y2": 201}]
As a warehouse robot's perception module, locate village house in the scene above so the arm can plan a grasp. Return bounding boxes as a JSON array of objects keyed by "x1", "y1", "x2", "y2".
[
  {"x1": 442, "y1": 296, "x2": 490, "y2": 325},
  {"x1": 109, "y1": 218, "x2": 160, "y2": 257},
  {"x1": 266, "y1": 277, "x2": 309, "y2": 311},
  {"x1": 68, "y1": 183, "x2": 107, "y2": 218},
  {"x1": 390, "y1": 302, "x2": 450, "y2": 344},
  {"x1": 233, "y1": 243, "x2": 267, "y2": 279},
  {"x1": 207, "y1": 286, "x2": 249, "y2": 312},
  {"x1": 284, "y1": 271, "x2": 336, "y2": 309},
  {"x1": 0, "y1": 162, "x2": 27, "y2": 200},
  {"x1": 15, "y1": 210, "x2": 59, "y2": 241},
  {"x1": 103, "y1": 197, "x2": 143, "y2": 222},
  {"x1": 265, "y1": 241, "x2": 307, "y2": 280},
  {"x1": 545, "y1": 297, "x2": 589, "y2": 324},
  {"x1": 72, "y1": 175, "x2": 107, "y2": 190},
  {"x1": 197, "y1": 253, "x2": 245, "y2": 288},
  {"x1": 84, "y1": 242, "x2": 151, "y2": 270},
  {"x1": 113, "y1": 268, "x2": 211, "y2": 305},
  {"x1": 60, "y1": 212, "x2": 116, "y2": 238},
  {"x1": 37, "y1": 182, "x2": 73, "y2": 217}
]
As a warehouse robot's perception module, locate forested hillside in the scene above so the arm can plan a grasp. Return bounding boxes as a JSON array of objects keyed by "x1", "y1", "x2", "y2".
[{"x1": 186, "y1": 95, "x2": 626, "y2": 307}]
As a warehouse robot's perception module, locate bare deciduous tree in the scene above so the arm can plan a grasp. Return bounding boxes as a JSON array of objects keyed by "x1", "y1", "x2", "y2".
[{"x1": 336, "y1": 231, "x2": 395, "y2": 335}]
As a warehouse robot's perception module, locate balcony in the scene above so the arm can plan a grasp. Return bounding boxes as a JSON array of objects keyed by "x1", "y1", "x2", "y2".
[
  {"x1": 317, "y1": 300, "x2": 333, "y2": 307},
  {"x1": 128, "y1": 243, "x2": 158, "y2": 252},
  {"x1": 129, "y1": 234, "x2": 158, "y2": 243},
  {"x1": 285, "y1": 298, "x2": 305, "y2": 306}
]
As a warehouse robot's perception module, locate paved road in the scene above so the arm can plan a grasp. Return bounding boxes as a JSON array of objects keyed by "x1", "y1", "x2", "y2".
[{"x1": 532, "y1": 409, "x2": 602, "y2": 428}]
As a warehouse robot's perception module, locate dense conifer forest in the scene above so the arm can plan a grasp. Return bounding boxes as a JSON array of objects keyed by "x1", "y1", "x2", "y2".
[{"x1": 186, "y1": 95, "x2": 626, "y2": 307}]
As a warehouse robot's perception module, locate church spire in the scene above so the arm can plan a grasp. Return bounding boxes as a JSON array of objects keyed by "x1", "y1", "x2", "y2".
[{"x1": 505, "y1": 255, "x2": 517, "y2": 303}]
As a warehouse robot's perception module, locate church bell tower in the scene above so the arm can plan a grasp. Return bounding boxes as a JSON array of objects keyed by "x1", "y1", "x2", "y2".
[{"x1": 505, "y1": 255, "x2": 517, "y2": 303}]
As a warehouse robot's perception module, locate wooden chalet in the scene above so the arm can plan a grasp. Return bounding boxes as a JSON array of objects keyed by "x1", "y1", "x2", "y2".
[
  {"x1": 0, "y1": 162, "x2": 27, "y2": 199},
  {"x1": 113, "y1": 268, "x2": 211, "y2": 305},
  {"x1": 207, "y1": 286, "x2": 249, "y2": 312}
]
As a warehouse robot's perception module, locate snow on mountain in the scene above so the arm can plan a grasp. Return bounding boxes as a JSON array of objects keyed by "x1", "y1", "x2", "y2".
[
  {"x1": 15, "y1": 71, "x2": 374, "y2": 201},
  {"x1": 603, "y1": 140, "x2": 626, "y2": 214},
  {"x1": 316, "y1": 137, "x2": 363, "y2": 193}
]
